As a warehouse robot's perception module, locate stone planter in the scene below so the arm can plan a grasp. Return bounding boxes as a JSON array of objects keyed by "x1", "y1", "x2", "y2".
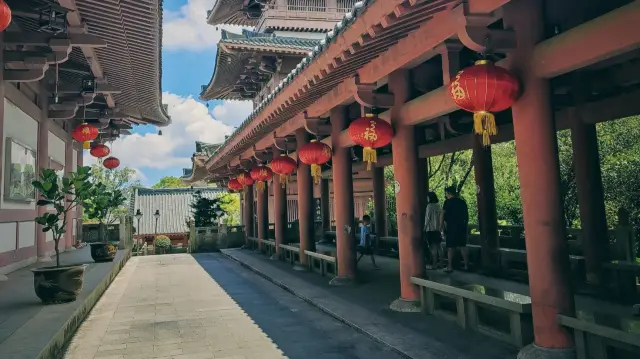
[
  {"x1": 90, "y1": 242, "x2": 118, "y2": 262},
  {"x1": 32, "y1": 265, "x2": 87, "y2": 304}
]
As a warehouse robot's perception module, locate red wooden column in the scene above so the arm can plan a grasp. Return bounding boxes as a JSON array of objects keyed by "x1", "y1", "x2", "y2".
[
  {"x1": 571, "y1": 111, "x2": 608, "y2": 285},
  {"x1": 76, "y1": 149, "x2": 83, "y2": 244},
  {"x1": 36, "y1": 96, "x2": 50, "y2": 262},
  {"x1": 329, "y1": 106, "x2": 357, "y2": 285},
  {"x1": 388, "y1": 70, "x2": 424, "y2": 311},
  {"x1": 256, "y1": 179, "x2": 269, "y2": 251},
  {"x1": 372, "y1": 166, "x2": 387, "y2": 237},
  {"x1": 64, "y1": 134, "x2": 75, "y2": 249},
  {"x1": 472, "y1": 139, "x2": 499, "y2": 272},
  {"x1": 243, "y1": 185, "x2": 255, "y2": 246},
  {"x1": 273, "y1": 149, "x2": 288, "y2": 257},
  {"x1": 295, "y1": 129, "x2": 315, "y2": 268},
  {"x1": 505, "y1": 0, "x2": 576, "y2": 357}
]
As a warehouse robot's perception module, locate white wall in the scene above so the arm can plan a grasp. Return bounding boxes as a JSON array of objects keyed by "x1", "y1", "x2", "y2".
[
  {"x1": 18, "y1": 221, "x2": 35, "y2": 248},
  {"x1": 1, "y1": 99, "x2": 38, "y2": 210},
  {"x1": 48, "y1": 131, "x2": 65, "y2": 168},
  {"x1": 0, "y1": 222, "x2": 15, "y2": 252},
  {"x1": 72, "y1": 149, "x2": 77, "y2": 172}
]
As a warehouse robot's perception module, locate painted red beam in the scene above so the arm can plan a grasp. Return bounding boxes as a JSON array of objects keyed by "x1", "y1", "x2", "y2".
[{"x1": 533, "y1": 1, "x2": 640, "y2": 78}]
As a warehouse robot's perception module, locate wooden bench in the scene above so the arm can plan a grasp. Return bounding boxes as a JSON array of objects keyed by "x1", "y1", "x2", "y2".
[
  {"x1": 558, "y1": 311, "x2": 640, "y2": 359},
  {"x1": 304, "y1": 250, "x2": 337, "y2": 277},
  {"x1": 411, "y1": 276, "x2": 533, "y2": 347},
  {"x1": 279, "y1": 244, "x2": 300, "y2": 265},
  {"x1": 262, "y1": 239, "x2": 277, "y2": 257}
]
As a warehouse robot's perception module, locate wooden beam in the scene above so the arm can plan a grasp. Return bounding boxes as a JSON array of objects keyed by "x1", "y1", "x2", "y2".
[
  {"x1": 4, "y1": 67, "x2": 48, "y2": 82},
  {"x1": 3, "y1": 32, "x2": 107, "y2": 47},
  {"x1": 533, "y1": 1, "x2": 640, "y2": 78}
]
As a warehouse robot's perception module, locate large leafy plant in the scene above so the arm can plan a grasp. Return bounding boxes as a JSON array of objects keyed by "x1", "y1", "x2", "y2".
[
  {"x1": 33, "y1": 166, "x2": 94, "y2": 267},
  {"x1": 84, "y1": 183, "x2": 126, "y2": 242}
]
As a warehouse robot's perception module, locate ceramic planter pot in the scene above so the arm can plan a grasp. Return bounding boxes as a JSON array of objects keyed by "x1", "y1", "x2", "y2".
[
  {"x1": 90, "y1": 242, "x2": 118, "y2": 262},
  {"x1": 32, "y1": 265, "x2": 87, "y2": 304}
]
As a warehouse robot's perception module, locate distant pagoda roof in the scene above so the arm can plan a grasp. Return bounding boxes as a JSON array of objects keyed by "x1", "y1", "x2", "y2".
[
  {"x1": 182, "y1": 141, "x2": 223, "y2": 183},
  {"x1": 206, "y1": 0, "x2": 263, "y2": 27},
  {"x1": 200, "y1": 30, "x2": 320, "y2": 101}
]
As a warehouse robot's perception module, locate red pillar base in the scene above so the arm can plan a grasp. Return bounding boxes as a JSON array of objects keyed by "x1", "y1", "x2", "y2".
[
  {"x1": 517, "y1": 344, "x2": 576, "y2": 359},
  {"x1": 329, "y1": 275, "x2": 355, "y2": 286},
  {"x1": 389, "y1": 297, "x2": 421, "y2": 313}
]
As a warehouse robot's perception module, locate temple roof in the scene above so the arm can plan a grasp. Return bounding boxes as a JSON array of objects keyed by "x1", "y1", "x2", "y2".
[
  {"x1": 200, "y1": 30, "x2": 319, "y2": 101},
  {"x1": 181, "y1": 142, "x2": 223, "y2": 183},
  {"x1": 207, "y1": 0, "x2": 262, "y2": 27}
]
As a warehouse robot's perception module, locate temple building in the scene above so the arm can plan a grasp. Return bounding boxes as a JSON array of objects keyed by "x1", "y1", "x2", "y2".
[
  {"x1": 189, "y1": 0, "x2": 640, "y2": 357},
  {"x1": 0, "y1": 0, "x2": 169, "y2": 277}
]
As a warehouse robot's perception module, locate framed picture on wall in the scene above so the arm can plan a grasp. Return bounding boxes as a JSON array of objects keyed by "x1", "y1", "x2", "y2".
[{"x1": 4, "y1": 137, "x2": 37, "y2": 202}]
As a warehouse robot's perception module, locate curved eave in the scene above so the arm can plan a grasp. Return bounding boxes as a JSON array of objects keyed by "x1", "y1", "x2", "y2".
[
  {"x1": 207, "y1": 0, "x2": 260, "y2": 27},
  {"x1": 200, "y1": 48, "x2": 252, "y2": 101}
]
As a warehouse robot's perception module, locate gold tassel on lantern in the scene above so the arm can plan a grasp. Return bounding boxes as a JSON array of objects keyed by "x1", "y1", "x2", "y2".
[
  {"x1": 257, "y1": 181, "x2": 265, "y2": 192},
  {"x1": 362, "y1": 147, "x2": 377, "y2": 171},
  {"x1": 311, "y1": 164, "x2": 321, "y2": 185},
  {"x1": 473, "y1": 111, "x2": 497, "y2": 146},
  {"x1": 279, "y1": 174, "x2": 288, "y2": 188},
  {"x1": 83, "y1": 141, "x2": 91, "y2": 150}
]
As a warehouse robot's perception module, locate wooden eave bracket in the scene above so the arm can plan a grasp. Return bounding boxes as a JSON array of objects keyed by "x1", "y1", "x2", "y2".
[
  {"x1": 251, "y1": 145, "x2": 272, "y2": 163},
  {"x1": 272, "y1": 132, "x2": 297, "y2": 152},
  {"x1": 4, "y1": 32, "x2": 107, "y2": 48},
  {"x1": 49, "y1": 93, "x2": 96, "y2": 120},
  {"x1": 353, "y1": 74, "x2": 394, "y2": 108},
  {"x1": 50, "y1": 83, "x2": 121, "y2": 95},
  {"x1": 238, "y1": 157, "x2": 254, "y2": 170},
  {"x1": 303, "y1": 111, "x2": 332, "y2": 136},
  {"x1": 455, "y1": 4, "x2": 516, "y2": 53}
]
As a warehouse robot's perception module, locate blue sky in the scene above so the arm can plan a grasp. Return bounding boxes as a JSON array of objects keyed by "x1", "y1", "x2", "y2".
[{"x1": 85, "y1": 0, "x2": 253, "y2": 186}]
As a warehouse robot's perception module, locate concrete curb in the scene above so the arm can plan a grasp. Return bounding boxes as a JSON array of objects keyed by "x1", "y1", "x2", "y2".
[
  {"x1": 37, "y1": 249, "x2": 132, "y2": 359},
  {"x1": 220, "y1": 249, "x2": 415, "y2": 359}
]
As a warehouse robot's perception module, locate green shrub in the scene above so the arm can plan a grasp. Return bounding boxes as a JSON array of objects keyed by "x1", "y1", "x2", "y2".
[{"x1": 155, "y1": 235, "x2": 171, "y2": 249}]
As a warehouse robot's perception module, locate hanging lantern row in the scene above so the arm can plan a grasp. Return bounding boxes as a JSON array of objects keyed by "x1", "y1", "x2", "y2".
[
  {"x1": 72, "y1": 122, "x2": 99, "y2": 150},
  {"x1": 250, "y1": 166, "x2": 273, "y2": 192},
  {"x1": 227, "y1": 178, "x2": 243, "y2": 192},
  {"x1": 448, "y1": 59, "x2": 520, "y2": 146},
  {"x1": 298, "y1": 140, "x2": 331, "y2": 185},
  {"x1": 0, "y1": 1, "x2": 11, "y2": 32},
  {"x1": 236, "y1": 171, "x2": 254, "y2": 187},
  {"x1": 270, "y1": 154, "x2": 297, "y2": 188},
  {"x1": 90, "y1": 143, "x2": 110, "y2": 159},
  {"x1": 348, "y1": 113, "x2": 393, "y2": 170},
  {"x1": 103, "y1": 157, "x2": 120, "y2": 170}
]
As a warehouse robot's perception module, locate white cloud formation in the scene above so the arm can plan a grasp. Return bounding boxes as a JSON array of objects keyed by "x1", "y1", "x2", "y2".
[
  {"x1": 85, "y1": 93, "x2": 253, "y2": 182},
  {"x1": 163, "y1": 0, "x2": 251, "y2": 51},
  {"x1": 210, "y1": 100, "x2": 254, "y2": 127}
]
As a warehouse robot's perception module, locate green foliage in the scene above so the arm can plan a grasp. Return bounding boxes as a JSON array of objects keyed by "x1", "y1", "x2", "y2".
[
  {"x1": 83, "y1": 164, "x2": 140, "y2": 224},
  {"x1": 189, "y1": 190, "x2": 228, "y2": 227},
  {"x1": 84, "y1": 183, "x2": 126, "y2": 224},
  {"x1": 152, "y1": 176, "x2": 188, "y2": 188},
  {"x1": 155, "y1": 235, "x2": 171, "y2": 248},
  {"x1": 219, "y1": 193, "x2": 241, "y2": 225},
  {"x1": 33, "y1": 166, "x2": 94, "y2": 267}
]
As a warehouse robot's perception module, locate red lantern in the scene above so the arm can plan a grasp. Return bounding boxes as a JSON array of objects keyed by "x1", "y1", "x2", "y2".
[
  {"x1": 90, "y1": 144, "x2": 110, "y2": 159},
  {"x1": 250, "y1": 166, "x2": 273, "y2": 192},
  {"x1": 449, "y1": 60, "x2": 520, "y2": 146},
  {"x1": 72, "y1": 123, "x2": 99, "y2": 150},
  {"x1": 0, "y1": 1, "x2": 11, "y2": 32},
  {"x1": 228, "y1": 178, "x2": 243, "y2": 192},
  {"x1": 236, "y1": 171, "x2": 254, "y2": 187},
  {"x1": 348, "y1": 113, "x2": 393, "y2": 170},
  {"x1": 103, "y1": 157, "x2": 120, "y2": 170},
  {"x1": 298, "y1": 140, "x2": 331, "y2": 184},
  {"x1": 270, "y1": 154, "x2": 297, "y2": 188}
]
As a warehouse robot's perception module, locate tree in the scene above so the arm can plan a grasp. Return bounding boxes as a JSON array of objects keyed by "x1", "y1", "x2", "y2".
[
  {"x1": 219, "y1": 193, "x2": 241, "y2": 225},
  {"x1": 84, "y1": 183, "x2": 126, "y2": 242},
  {"x1": 189, "y1": 190, "x2": 228, "y2": 227},
  {"x1": 152, "y1": 176, "x2": 188, "y2": 188},
  {"x1": 84, "y1": 164, "x2": 140, "y2": 224},
  {"x1": 33, "y1": 166, "x2": 94, "y2": 267}
]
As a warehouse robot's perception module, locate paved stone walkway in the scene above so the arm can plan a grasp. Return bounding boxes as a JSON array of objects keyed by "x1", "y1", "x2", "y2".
[{"x1": 62, "y1": 254, "x2": 404, "y2": 359}]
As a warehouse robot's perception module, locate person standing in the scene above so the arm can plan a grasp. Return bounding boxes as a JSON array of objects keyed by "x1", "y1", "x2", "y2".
[
  {"x1": 440, "y1": 186, "x2": 470, "y2": 273},
  {"x1": 424, "y1": 191, "x2": 443, "y2": 269},
  {"x1": 357, "y1": 215, "x2": 380, "y2": 269}
]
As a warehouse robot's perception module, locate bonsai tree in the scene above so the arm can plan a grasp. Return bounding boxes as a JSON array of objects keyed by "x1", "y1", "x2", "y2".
[
  {"x1": 84, "y1": 183, "x2": 126, "y2": 243},
  {"x1": 32, "y1": 166, "x2": 93, "y2": 267}
]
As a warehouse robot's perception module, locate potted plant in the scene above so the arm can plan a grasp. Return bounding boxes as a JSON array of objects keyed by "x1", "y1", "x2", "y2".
[
  {"x1": 84, "y1": 183, "x2": 125, "y2": 262},
  {"x1": 154, "y1": 235, "x2": 171, "y2": 254},
  {"x1": 31, "y1": 166, "x2": 93, "y2": 304}
]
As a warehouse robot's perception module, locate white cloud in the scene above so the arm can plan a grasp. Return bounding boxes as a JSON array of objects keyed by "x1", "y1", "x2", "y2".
[
  {"x1": 84, "y1": 93, "x2": 253, "y2": 178},
  {"x1": 163, "y1": 0, "x2": 251, "y2": 51},
  {"x1": 211, "y1": 100, "x2": 254, "y2": 127}
]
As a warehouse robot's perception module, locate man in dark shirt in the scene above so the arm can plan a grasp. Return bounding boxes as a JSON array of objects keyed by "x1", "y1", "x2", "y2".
[{"x1": 440, "y1": 186, "x2": 469, "y2": 272}]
